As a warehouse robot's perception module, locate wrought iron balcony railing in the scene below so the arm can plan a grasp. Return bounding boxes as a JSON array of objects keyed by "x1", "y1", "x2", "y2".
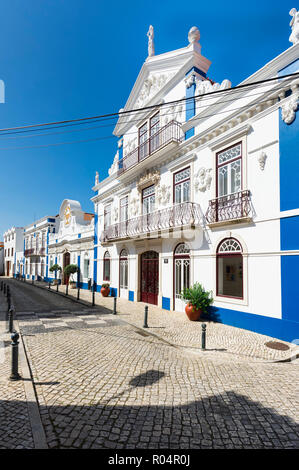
[
  {"x1": 118, "y1": 120, "x2": 182, "y2": 174},
  {"x1": 101, "y1": 202, "x2": 203, "y2": 242},
  {"x1": 205, "y1": 190, "x2": 252, "y2": 224},
  {"x1": 24, "y1": 247, "x2": 46, "y2": 257}
]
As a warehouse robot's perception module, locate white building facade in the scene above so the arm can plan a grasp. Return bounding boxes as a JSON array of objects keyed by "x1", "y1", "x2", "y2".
[
  {"x1": 3, "y1": 227, "x2": 24, "y2": 277},
  {"x1": 92, "y1": 23, "x2": 299, "y2": 342},
  {"x1": 24, "y1": 216, "x2": 58, "y2": 281},
  {"x1": 47, "y1": 200, "x2": 94, "y2": 288}
]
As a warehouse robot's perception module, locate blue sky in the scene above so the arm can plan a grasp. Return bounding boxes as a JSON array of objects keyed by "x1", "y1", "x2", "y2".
[{"x1": 0, "y1": 0, "x2": 295, "y2": 236}]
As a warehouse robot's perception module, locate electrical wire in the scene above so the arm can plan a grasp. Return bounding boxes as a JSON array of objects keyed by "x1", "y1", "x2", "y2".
[{"x1": 0, "y1": 71, "x2": 297, "y2": 135}]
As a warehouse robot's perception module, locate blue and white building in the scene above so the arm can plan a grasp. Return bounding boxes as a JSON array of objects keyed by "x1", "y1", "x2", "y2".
[{"x1": 92, "y1": 18, "x2": 299, "y2": 342}]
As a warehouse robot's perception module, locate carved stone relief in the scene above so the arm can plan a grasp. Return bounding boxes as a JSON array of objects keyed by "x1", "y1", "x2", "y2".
[
  {"x1": 281, "y1": 93, "x2": 299, "y2": 124},
  {"x1": 194, "y1": 167, "x2": 212, "y2": 192},
  {"x1": 156, "y1": 184, "x2": 171, "y2": 205},
  {"x1": 137, "y1": 170, "x2": 160, "y2": 193}
]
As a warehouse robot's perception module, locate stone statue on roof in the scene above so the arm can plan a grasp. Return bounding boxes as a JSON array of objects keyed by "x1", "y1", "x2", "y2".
[
  {"x1": 147, "y1": 25, "x2": 155, "y2": 57},
  {"x1": 289, "y1": 8, "x2": 299, "y2": 45}
]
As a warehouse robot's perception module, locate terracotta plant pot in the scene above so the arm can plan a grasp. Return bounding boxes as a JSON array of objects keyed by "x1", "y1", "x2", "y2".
[
  {"x1": 101, "y1": 286, "x2": 110, "y2": 297},
  {"x1": 185, "y1": 303, "x2": 202, "y2": 321},
  {"x1": 69, "y1": 281, "x2": 77, "y2": 289}
]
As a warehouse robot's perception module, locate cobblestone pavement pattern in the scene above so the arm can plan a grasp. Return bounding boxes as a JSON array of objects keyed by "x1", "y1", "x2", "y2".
[
  {"x1": 0, "y1": 293, "x2": 34, "y2": 449},
  {"x1": 2, "y1": 280, "x2": 299, "y2": 449}
]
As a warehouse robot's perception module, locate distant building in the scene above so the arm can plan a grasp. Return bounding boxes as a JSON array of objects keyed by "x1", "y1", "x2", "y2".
[
  {"x1": 0, "y1": 242, "x2": 4, "y2": 276},
  {"x1": 3, "y1": 227, "x2": 24, "y2": 276},
  {"x1": 47, "y1": 200, "x2": 94, "y2": 288},
  {"x1": 23, "y1": 216, "x2": 59, "y2": 280}
]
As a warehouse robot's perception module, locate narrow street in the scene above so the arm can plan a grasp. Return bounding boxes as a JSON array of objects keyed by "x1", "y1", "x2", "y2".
[{"x1": 0, "y1": 280, "x2": 298, "y2": 449}]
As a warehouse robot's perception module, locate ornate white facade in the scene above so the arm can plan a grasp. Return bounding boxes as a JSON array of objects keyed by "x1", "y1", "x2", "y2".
[{"x1": 92, "y1": 19, "x2": 299, "y2": 342}]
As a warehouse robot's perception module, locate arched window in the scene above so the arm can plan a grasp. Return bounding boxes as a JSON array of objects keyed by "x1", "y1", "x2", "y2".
[
  {"x1": 217, "y1": 238, "x2": 243, "y2": 299},
  {"x1": 119, "y1": 249, "x2": 128, "y2": 290},
  {"x1": 174, "y1": 243, "x2": 190, "y2": 311},
  {"x1": 103, "y1": 251, "x2": 111, "y2": 282}
]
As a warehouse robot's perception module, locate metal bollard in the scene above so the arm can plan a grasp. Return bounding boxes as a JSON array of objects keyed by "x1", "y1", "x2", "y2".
[
  {"x1": 7, "y1": 292, "x2": 11, "y2": 311},
  {"x1": 32, "y1": 277, "x2": 34, "y2": 285},
  {"x1": 48, "y1": 282, "x2": 51, "y2": 290},
  {"x1": 3, "y1": 284, "x2": 6, "y2": 295},
  {"x1": 113, "y1": 297, "x2": 117, "y2": 315},
  {"x1": 7, "y1": 307, "x2": 15, "y2": 334},
  {"x1": 77, "y1": 286, "x2": 80, "y2": 300},
  {"x1": 6, "y1": 285, "x2": 10, "y2": 297},
  {"x1": 10, "y1": 332, "x2": 21, "y2": 381},
  {"x1": 66, "y1": 283, "x2": 68, "y2": 296},
  {"x1": 201, "y1": 323, "x2": 206, "y2": 350},
  {"x1": 0, "y1": 280, "x2": 3, "y2": 291},
  {"x1": 143, "y1": 305, "x2": 149, "y2": 328},
  {"x1": 92, "y1": 283, "x2": 95, "y2": 306},
  {"x1": 56, "y1": 282, "x2": 59, "y2": 293}
]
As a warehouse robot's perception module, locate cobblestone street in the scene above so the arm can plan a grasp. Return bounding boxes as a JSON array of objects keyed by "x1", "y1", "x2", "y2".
[{"x1": 1, "y1": 279, "x2": 298, "y2": 449}]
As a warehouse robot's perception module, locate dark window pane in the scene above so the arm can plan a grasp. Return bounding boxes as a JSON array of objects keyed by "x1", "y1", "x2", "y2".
[{"x1": 217, "y1": 255, "x2": 243, "y2": 298}]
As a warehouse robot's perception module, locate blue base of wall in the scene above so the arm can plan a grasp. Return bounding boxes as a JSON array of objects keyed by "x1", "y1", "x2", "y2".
[
  {"x1": 162, "y1": 297, "x2": 170, "y2": 310},
  {"x1": 129, "y1": 290, "x2": 134, "y2": 302},
  {"x1": 202, "y1": 306, "x2": 299, "y2": 343}
]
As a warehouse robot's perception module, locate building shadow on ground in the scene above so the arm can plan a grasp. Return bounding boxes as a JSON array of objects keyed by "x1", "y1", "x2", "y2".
[{"x1": 0, "y1": 389, "x2": 298, "y2": 449}]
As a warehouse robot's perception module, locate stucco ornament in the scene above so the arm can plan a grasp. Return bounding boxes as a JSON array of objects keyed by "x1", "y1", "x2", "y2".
[
  {"x1": 112, "y1": 206, "x2": 118, "y2": 223},
  {"x1": 281, "y1": 93, "x2": 299, "y2": 124},
  {"x1": 184, "y1": 73, "x2": 196, "y2": 88},
  {"x1": 258, "y1": 152, "x2": 267, "y2": 170},
  {"x1": 196, "y1": 78, "x2": 231, "y2": 96},
  {"x1": 137, "y1": 170, "x2": 160, "y2": 192},
  {"x1": 289, "y1": 8, "x2": 299, "y2": 45},
  {"x1": 156, "y1": 184, "x2": 171, "y2": 205},
  {"x1": 108, "y1": 152, "x2": 119, "y2": 176},
  {"x1": 123, "y1": 137, "x2": 137, "y2": 156},
  {"x1": 164, "y1": 102, "x2": 184, "y2": 124},
  {"x1": 129, "y1": 196, "x2": 139, "y2": 217},
  {"x1": 95, "y1": 171, "x2": 99, "y2": 185},
  {"x1": 135, "y1": 72, "x2": 175, "y2": 108},
  {"x1": 194, "y1": 167, "x2": 212, "y2": 192},
  {"x1": 188, "y1": 26, "x2": 200, "y2": 44},
  {"x1": 147, "y1": 25, "x2": 155, "y2": 57}
]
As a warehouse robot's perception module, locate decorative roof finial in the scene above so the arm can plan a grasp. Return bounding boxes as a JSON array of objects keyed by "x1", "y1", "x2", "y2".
[
  {"x1": 188, "y1": 26, "x2": 200, "y2": 44},
  {"x1": 289, "y1": 8, "x2": 299, "y2": 45},
  {"x1": 147, "y1": 25, "x2": 155, "y2": 57}
]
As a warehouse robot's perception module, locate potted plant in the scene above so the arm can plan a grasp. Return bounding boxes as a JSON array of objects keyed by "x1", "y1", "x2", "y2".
[
  {"x1": 64, "y1": 264, "x2": 79, "y2": 288},
  {"x1": 49, "y1": 264, "x2": 62, "y2": 285},
  {"x1": 181, "y1": 282, "x2": 213, "y2": 321},
  {"x1": 101, "y1": 282, "x2": 110, "y2": 297}
]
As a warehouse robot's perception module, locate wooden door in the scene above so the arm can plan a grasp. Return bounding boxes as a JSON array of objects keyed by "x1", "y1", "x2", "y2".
[{"x1": 140, "y1": 251, "x2": 159, "y2": 305}]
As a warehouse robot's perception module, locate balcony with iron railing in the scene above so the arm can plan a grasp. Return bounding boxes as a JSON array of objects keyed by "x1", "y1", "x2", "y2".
[
  {"x1": 24, "y1": 247, "x2": 46, "y2": 257},
  {"x1": 118, "y1": 120, "x2": 182, "y2": 176},
  {"x1": 205, "y1": 190, "x2": 252, "y2": 226},
  {"x1": 101, "y1": 202, "x2": 203, "y2": 242}
]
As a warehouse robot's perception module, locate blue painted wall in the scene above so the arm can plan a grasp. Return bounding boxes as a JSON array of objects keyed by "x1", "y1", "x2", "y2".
[
  {"x1": 162, "y1": 297, "x2": 170, "y2": 310},
  {"x1": 279, "y1": 59, "x2": 299, "y2": 212},
  {"x1": 206, "y1": 306, "x2": 299, "y2": 343},
  {"x1": 129, "y1": 290, "x2": 134, "y2": 302}
]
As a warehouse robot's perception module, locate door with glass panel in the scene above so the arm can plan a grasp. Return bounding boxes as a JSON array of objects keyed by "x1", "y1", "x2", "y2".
[
  {"x1": 138, "y1": 122, "x2": 148, "y2": 161},
  {"x1": 174, "y1": 243, "x2": 190, "y2": 312},
  {"x1": 150, "y1": 113, "x2": 160, "y2": 153},
  {"x1": 142, "y1": 185, "x2": 155, "y2": 232},
  {"x1": 120, "y1": 196, "x2": 128, "y2": 238},
  {"x1": 119, "y1": 249, "x2": 128, "y2": 299},
  {"x1": 216, "y1": 142, "x2": 242, "y2": 220}
]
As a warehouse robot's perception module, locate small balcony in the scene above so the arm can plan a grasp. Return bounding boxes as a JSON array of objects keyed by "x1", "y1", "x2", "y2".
[
  {"x1": 118, "y1": 121, "x2": 182, "y2": 176},
  {"x1": 205, "y1": 190, "x2": 252, "y2": 226},
  {"x1": 24, "y1": 247, "x2": 46, "y2": 257},
  {"x1": 101, "y1": 202, "x2": 203, "y2": 242}
]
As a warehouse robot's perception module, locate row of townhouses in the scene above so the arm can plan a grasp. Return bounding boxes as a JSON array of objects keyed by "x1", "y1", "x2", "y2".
[{"x1": 3, "y1": 17, "x2": 299, "y2": 342}]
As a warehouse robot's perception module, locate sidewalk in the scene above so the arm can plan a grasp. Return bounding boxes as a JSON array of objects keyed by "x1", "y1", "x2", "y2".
[
  {"x1": 0, "y1": 289, "x2": 47, "y2": 449},
  {"x1": 30, "y1": 279, "x2": 298, "y2": 363}
]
